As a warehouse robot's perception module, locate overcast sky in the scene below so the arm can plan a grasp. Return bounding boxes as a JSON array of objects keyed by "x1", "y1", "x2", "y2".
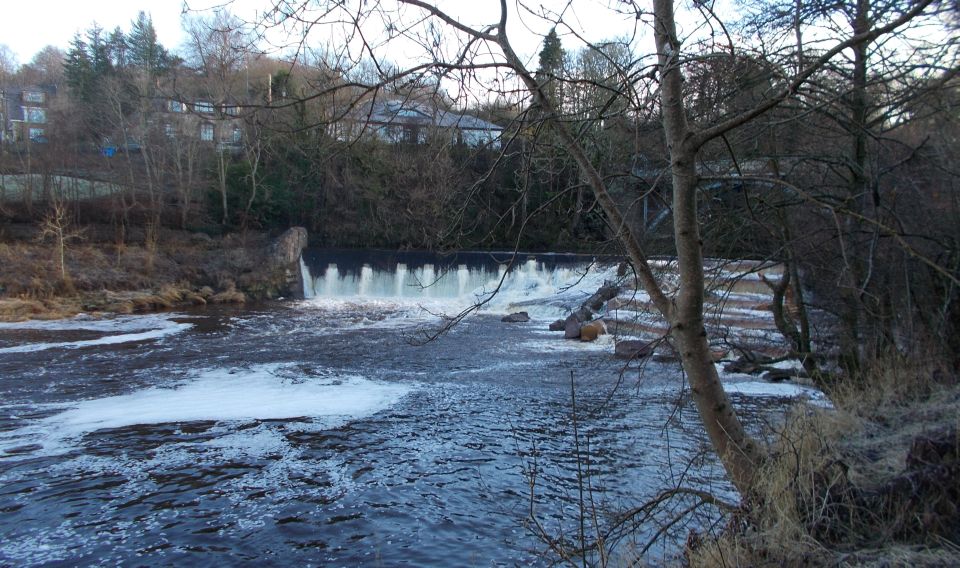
[
  {"x1": 2, "y1": 0, "x2": 658, "y2": 69},
  {"x1": 2, "y1": 0, "x2": 260, "y2": 64}
]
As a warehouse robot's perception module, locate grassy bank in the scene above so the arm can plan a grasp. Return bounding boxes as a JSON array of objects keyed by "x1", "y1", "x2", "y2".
[
  {"x1": 0, "y1": 225, "x2": 295, "y2": 322},
  {"x1": 688, "y1": 357, "x2": 960, "y2": 566}
]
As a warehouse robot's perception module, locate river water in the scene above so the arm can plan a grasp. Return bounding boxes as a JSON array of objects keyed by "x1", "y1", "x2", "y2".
[{"x1": 0, "y1": 250, "x2": 821, "y2": 566}]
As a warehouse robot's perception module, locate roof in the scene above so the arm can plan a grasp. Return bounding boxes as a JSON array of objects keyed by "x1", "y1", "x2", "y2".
[{"x1": 363, "y1": 98, "x2": 501, "y2": 132}]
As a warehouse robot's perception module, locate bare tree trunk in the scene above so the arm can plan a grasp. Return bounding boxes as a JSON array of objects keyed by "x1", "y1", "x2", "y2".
[
  {"x1": 492, "y1": 0, "x2": 761, "y2": 493},
  {"x1": 395, "y1": 0, "x2": 930, "y2": 496},
  {"x1": 218, "y1": 151, "x2": 229, "y2": 226},
  {"x1": 653, "y1": 0, "x2": 761, "y2": 493},
  {"x1": 838, "y1": 0, "x2": 874, "y2": 372}
]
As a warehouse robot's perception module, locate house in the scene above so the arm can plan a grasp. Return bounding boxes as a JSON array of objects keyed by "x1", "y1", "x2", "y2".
[
  {"x1": 343, "y1": 97, "x2": 502, "y2": 148},
  {"x1": 159, "y1": 96, "x2": 245, "y2": 151},
  {"x1": 0, "y1": 85, "x2": 56, "y2": 145},
  {"x1": 95, "y1": 95, "x2": 245, "y2": 157}
]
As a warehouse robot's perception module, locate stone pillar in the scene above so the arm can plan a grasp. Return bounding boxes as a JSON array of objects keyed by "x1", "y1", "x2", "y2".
[{"x1": 271, "y1": 227, "x2": 308, "y2": 298}]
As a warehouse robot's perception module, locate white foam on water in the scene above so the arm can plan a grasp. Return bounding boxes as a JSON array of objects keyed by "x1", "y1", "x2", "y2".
[
  {"x1": 0, "y1": 363, "x2": 415, "y2": 458},
  {"x1": 301, "y1": 258, "x2": 621, "y2": 323},
  {"x1": 516, "y1": 333, "x2": 617, "y2": 353},
  {"x1": 0, "y1": 314, "x2": 192, "y2": 354},
  {"x1": 722, "y1": 380, "x2": 825, "y2": 401},
  {"x1": 0, "y1": 313, "x2": 185, "y2": 333}
]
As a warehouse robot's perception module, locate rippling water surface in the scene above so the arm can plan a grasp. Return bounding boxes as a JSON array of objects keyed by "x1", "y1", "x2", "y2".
[{"x1": 0, "y1": 254, "x2": 818, "y2": 566}]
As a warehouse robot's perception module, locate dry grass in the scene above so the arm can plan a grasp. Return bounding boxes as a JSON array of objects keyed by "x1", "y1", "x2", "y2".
[
  {"x1": 210, "y1": 284, "x2": 247, "y2": 304},
  {"x1": 0, "y1": 226, "x2": 289, "y2": 319},
  {"x1": 688, "y1": 357, "x2": 960, "y2": 567},
  {"x1": 0, "y1": 298, "x2": 47, "y2": 322}
]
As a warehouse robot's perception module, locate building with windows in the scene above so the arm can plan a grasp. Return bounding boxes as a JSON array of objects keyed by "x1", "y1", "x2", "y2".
[
  {"x1": 159, "y1": 96, "x2": 245, "y2": 152},
  {"x1": 0, "y1": 85, "x2": 56, "y2": 145},
  {"x1": 338, "y1": 97, "x2": 502, "y2": 148}
]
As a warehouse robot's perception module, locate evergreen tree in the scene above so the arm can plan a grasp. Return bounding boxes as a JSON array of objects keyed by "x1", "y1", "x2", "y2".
[
  {"x1": 128, "y1": 11, "x2": 170, "y2": 76},
  {"x1": 64, "y1": 33, "x2": 93, "y2": 102},
  {"x1": 535, "y1": 27, "x2": 565, "y2": 111},
  {"x1": 87, "y1": 24, "x2": 113, "y2": 78},
  {"x1": 107, "y1": 26, "x2": 128, "y2": 70},
  {"x1": 537, "y1": 27, "x2": 564, "y2": 78}
]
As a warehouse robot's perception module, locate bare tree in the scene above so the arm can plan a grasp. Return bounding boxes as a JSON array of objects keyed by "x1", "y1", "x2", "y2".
[
  {"x1": 0, "y1": 44, "x2": 18, "y2": 83},
  {"x1": 248, "y1": 0, "x2": 942, "y2": 495}
]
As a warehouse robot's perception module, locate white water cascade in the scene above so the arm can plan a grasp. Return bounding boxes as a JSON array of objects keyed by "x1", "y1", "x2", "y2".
[{"x1": 301, "y1": 253, "x2": 618, "y2": 315}]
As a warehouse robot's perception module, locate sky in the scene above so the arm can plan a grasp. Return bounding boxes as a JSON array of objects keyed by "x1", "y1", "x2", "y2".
[
  {"x1": 1, "y1": 0, "x2": 252, "y2": 64},
  {"x1": 1, "y1": 0, "x2": 652, "y2": 68}
]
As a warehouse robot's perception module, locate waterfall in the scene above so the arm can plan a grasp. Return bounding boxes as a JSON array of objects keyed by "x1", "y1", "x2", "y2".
[
  {"x1": 300, "y1": 256, "x2": 317, "y2": 297},
  {"x1": 300, "y1": 250, "x2": 618, "y2": 314},
  {"x1": 395, "y1": 263, "x2": 408, "y2": 297}
]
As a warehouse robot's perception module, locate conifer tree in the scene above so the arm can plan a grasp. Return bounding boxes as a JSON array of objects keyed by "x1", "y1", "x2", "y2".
[
  {"x1": 64, "y1": 33, "x2": 93, "y2": 102},
  {"x1": 107, "y1": 27, "x2": 128, "y2": 69},
  {"x1": 535, "y1": 27, "x2": 565, "y2": 109},
  {"x1": 86, "y1": 24, "x2": 112, "y2": 78},
  {"x1": 128, "y1": 11, "x2": 170, "y2": 77}
]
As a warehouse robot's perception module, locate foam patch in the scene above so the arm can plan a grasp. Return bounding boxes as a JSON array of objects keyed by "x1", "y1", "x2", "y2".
[
  {"x1": 1, "y1": 364, "x2": 414, "y2": 457},
  {"x1": 0, "y1": 314, "x2": 192, "y2": 353}
]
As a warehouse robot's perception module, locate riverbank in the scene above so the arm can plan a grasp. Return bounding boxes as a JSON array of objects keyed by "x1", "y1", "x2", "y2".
[{"x1": 0, "y1": 224, "x2": 304, "y2": 322}]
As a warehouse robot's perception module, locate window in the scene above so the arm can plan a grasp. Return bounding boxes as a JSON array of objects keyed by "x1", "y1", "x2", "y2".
[
  {"x1": 378, "y1": 125, "x2": 402, "y2": 143},
  {"x1": 232, "y1": 127, "x2": 242, "y2": 143},
  {"x1": 200, "y1": 123, "x2": 214, "y2": 141},
  {"x1": 24, "y1": 107, "x2": 46, "y2": 123},
  {"x1": 164, "y1": 123, "x2": 175, "y2": 137},
  {"x1": 168, "y1": 100, "x2": 184, "y2": 113},
  {"x1": 223, "y1": 105, "x2": 239, "y2": 116},
  {"x1": 23, "y1": 91, "x2": 44, "y2": 103},
  {"x1": 194, "y1": 101, "x2": 214, "y2": 114},
  {"x1": 29, "y1": 128, "x2": 45, "y2": 141}
]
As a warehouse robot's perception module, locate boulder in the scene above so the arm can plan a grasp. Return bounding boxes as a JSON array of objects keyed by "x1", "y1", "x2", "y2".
[
  {"x1": 564, "y1": 314, "x2": 582, "y2": 339},
  {"x1": 724, "y1": 360, "x2": 766, "y2": 374},
  {"x1": 615, "y1": 340, "x2": 654, "y2": 360},
  {"x1": 548, "y1": 319, "x2": 565, "y2": 331},
  {"x1": 580, "y1": 320, "x2": 608, "y2": 341},
  {"x1": 501, "y1": 311, "x2": 530, "y2": 323},
  {"x1": 724, "y1": 353, "x2": 776, "y2": 374},
  {"x1": 762, "y1": 368, "x2": 796, "y2": 382},
  {"x1": 271, "y1": 227, "x2": 309, "y2": 266},
  {"x1": 269, "y1": 227, "x2": 308, "y2": 299},
  {"x1": 571, "y1": 307, "x2": 593, "y2": 323},
  {"x1": 583, "y1": 283, "x2": 620, "y2": 312}
]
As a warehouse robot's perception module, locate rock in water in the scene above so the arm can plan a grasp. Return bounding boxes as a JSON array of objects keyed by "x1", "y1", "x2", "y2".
[
  {"x1": 762, "y1": 368, "x2": 796, "y2": 382},
  {"x1": 580, "y1": 320, "x2": 608, "y2": 341},
  {"x1": 549, "y1": 319, "x2": 565, "y2": 331},
  {"x1": 584, "y1": 283, "x2": 620, "y2": 312},
  {"x1": 564, "y1": 314, "x2": 582, "y2": 339},
  {"x1": 270, "y1": 227, "x2": 308, "y2": 299},
  {"x1": 615, "y1": 339, "x2": 653, "y2": 359},
  {"x1": 272, "y1": 227, "x2": 309, "y2": 266},
  {"x1": 501, "y1": 311, "x2": 530, "y2": 323}
]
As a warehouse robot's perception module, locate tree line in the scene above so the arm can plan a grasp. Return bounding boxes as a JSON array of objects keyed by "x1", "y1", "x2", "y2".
[
  {"x1": 219, "y1": 0, "x2": 958, "y2": 554},
  {"x1": 2, "y1": 3, "x2": 957, "y2": 374},
  {"x1": 1, "y1": 0, "x2": 958, "y2": 559}
]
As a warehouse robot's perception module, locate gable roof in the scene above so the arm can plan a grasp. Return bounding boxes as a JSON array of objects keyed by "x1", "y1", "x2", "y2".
[{"x1": 362, "y1": 97, "x2": 501, "y2": 132}]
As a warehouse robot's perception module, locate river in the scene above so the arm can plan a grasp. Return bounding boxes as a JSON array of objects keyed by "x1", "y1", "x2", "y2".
[{"x1": 0, "y1": 250, "x2": 821, "y2": 566}]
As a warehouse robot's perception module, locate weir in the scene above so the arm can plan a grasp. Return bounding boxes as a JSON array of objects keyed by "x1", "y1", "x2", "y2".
[{"x1": 300, "y1": 249, "x2": 616, "y2": 309}]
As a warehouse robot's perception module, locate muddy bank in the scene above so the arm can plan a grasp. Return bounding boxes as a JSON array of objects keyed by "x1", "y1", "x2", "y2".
[{"x1": 0, "y1": 224, "x2": 307, "y2": 322}]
